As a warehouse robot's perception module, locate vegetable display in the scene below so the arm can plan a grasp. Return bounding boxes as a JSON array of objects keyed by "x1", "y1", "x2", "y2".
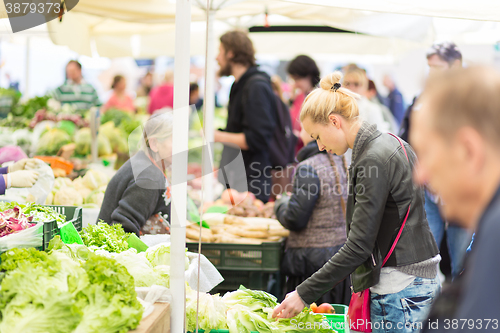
[
  {"x1": 35, "y1": 128, "x2": 71, "y2": 156},
  {"x1": 0, "y1": 247, "x2": 143, "y2": 333},
  {"x1": 28, "y1": 170, "x2": 109, "y2": 208},
  {"x1": 186, "y1": 215, "x2": 289, "y2": 244},
  {"x1": 186, "y1": 286, "x2": 335, "y2": 333}
]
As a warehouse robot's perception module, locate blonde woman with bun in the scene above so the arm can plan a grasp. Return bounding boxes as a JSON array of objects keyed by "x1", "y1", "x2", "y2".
[{"x1": 273, "y1": 72, "x2": 441, "y2": 333}]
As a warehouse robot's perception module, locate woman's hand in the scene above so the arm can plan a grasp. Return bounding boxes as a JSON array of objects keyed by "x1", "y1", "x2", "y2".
[{"x1": 272, "y1": 290, "x2": 306, "y2": 319}]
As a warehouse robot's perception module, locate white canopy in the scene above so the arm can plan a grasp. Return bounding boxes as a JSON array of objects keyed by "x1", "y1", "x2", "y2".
[{"x1": 39, "y1": 0, "x2": 500, "y2": 58}]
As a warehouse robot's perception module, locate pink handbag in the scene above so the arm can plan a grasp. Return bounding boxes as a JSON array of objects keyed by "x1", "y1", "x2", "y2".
[{"x1": 348, "y1": 133, "x2": 411, "y2": 332}]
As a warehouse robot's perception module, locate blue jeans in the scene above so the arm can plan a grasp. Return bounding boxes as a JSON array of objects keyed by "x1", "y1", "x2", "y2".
[
  {"x1": 370, "y1": 276, "x2": 441, "y2": 333},
  {"x1": 424, "y1": 190, "x2": 471, "y2": 279}
]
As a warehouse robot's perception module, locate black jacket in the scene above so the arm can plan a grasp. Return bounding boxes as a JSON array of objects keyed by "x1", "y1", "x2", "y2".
[
  {"x1": 274, "y1": 142, "x2": 322, "y2": 232},
  {"x1": 296, "y1": 122, "x2": 439, "y2": 304},
  {"x1": 218, "y1": 66, "x2": 276, "y2": 202},
  {"x1": 98, "y1": 151, "x2": 170, "y2": 235},
  {"x1": 424, "y1": 185, "x2": 500, "y2": 332}
]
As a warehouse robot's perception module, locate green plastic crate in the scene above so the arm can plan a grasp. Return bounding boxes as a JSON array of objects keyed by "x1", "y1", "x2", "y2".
[
  {"x1": 323, "y1": 304, "x2": 349, "y2": 333},
  {"x1": 186, "y1": 241, "x2": 284, "y2": 272},
  {"x1": 42, "y1": 205, "x2": 83, "y2": 250},
  {"x1": 188, "y1": 330, "x2": 259, "y2": 333}
]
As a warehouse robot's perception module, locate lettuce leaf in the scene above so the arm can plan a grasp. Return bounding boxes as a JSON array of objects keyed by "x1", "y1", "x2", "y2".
[
  {"x1": 79, "y1": 222, "x2": 130, "y2": 253},
  {"x1": 186, "y1": 286, "x2": 227, "y2": 332}
]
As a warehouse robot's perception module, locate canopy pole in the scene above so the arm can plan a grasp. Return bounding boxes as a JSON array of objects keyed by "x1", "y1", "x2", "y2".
[
  {"x1": 24, "y1": 36, "x2": 30, "y2": 98},
  {"x1": 202, "y1": 9, "x2": 216, "y2": 202},
  {"x1": 171, "y1": 0, "x2": 191, "y2": 331}
]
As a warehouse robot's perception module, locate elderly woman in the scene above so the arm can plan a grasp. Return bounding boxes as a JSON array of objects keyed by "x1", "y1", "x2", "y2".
[{"x1": 98, "y1": 113, "x2": 172, "y2": 235}]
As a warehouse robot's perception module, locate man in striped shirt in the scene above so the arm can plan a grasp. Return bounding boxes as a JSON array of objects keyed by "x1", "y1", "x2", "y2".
[{"x1": 52, "y1": 60, "x2": 101, "y2": 113}]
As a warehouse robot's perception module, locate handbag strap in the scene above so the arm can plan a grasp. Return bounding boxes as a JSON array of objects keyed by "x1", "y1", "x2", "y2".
[{"x1": 382, "y1": 133, "x2": 411, "y2": 267}]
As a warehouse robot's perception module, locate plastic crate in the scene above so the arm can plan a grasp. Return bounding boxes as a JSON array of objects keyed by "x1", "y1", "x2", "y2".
[
  {"x1": 42, "y1": 205, "x2": 83, "y2": 250},
  {"x1": 323, "y1": 304, "x2": 349, "y2": 333},
  {"x1": 186, "y1": 241, "x2": 284, "y2": 272}
]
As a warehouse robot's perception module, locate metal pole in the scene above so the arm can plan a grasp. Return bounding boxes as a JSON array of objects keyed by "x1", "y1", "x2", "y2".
[
  {"x1": 25, "y1": 36, "x2": 30, "y2": 97},
  {"x1": 170, "y1": 0, "x2": 191, "y2": 331},
  {"x1": 202, "y1": 9, "x2": 216, "y2": 202}
]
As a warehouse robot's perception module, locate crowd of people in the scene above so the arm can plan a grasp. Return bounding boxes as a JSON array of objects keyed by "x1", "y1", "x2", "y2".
[
  {"x1": 43, "y1": 30, "x2": 499, "y2": 332},
  {"x1": 49, "y1": 61, "x2": 203, "y2": 115}
]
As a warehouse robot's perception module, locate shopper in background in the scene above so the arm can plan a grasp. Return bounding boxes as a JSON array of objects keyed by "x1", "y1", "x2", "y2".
[
  {"x1": 52, "y1": 60, "x2": 101, "y2": 112},
  {"x1": 214, "y1": 30, "x2": 277, "y2": 203},
  {"x1": 412, "y1": 66, "x2": 500, "y2": 331},
  {"x1": 0, "y1": 159, "x2": 40, "y2": 195},
  {"x1": 401, "y1": 41, "x2": 470, "y2": 281},
  {"x1": 366, "y1": 79, "x2": 399, "y2": 133},
  {"x1": 274, "y1": 126, "x2": 351, "y2": 305},
  {"x1": 287, "y1": 55, "x2": 321, "y2": 155},
  {"x1": 273, "y1": 72, "x2": 440, "y2": 333},
  {"x1": 136, "y1": 72, "x2": 153, "y2": 97},
  {"x1": 343, "y1": 68, "x2": 391, "y2": 132},
  {"x1": 189, "y1": 82, "x2": 203, "y2": 110},
  {"x1": 148, "y1": 71, "x2": 174, "y2": 114},
  {"x1": 98, "y1": 112, "x2": 172, "y2": 235},
  {"x1": 382, "y1": 74, "x2": 405, "y2": 125},
  {"x1": 101, "y1": 75, "x2": 135, "y2": 114}
]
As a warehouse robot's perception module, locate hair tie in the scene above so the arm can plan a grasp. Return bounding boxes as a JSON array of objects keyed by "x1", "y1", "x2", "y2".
[{"x1": 331, "y1": 83, "x2": 341, "y2": 92}]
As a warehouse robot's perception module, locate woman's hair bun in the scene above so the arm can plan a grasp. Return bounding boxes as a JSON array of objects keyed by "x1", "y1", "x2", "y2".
[{"x1": 320, "y1": 71, "x2": 343, "y2": 91}]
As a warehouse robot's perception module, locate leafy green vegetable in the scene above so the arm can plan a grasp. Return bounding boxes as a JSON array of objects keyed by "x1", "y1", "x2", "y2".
[
  {"x1": 36, "y1": 128, "x2": 71, "y2": 156},
  {"x1": 222, "y1": 286, "x2": 335, "y2": 333},
  {"x1": 79, "y1": 222, "x2": 130, "y2": 253},
  {"x1": 48, "y1": 236, "x2": 94, "y2": 263},
  {"x1": 113, "y1": 248, "x2": 170, "y2": 288},
  {"x1": 21, "y1": 203, "x2": 66, "y2": 225},
  {"x1": 0, "y1": 247, "x2": 50, "y2": 273},
  {"x1": 101, "y1": 109, "x2": 132, "y2": 127},
  {"x1": 12, "y1": 95, "x2": 49, "y2": 118},
  {"x1": 0, "y1": 246, "x2": 143, "y2": 333},
  {"x1": 186, "y1": 285, "x2": 227, "y2": 332},
  {"x1": 74, "y1": 255, "x2": 143, "y2": 333},
  {"x1": 223, "y1": 285, "x2": 278, "y2": 312},
  {"x1": 145, "y1": 243, "x2": 190, "y2": 270},
  {"x1": 0, "y1": 250, "x2": 84, "y2": 333}
]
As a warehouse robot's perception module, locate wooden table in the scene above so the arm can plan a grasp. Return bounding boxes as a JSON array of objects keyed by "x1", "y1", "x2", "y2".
[{"x1": 130, "y1": 303, "x2": 171, "y2": 333}]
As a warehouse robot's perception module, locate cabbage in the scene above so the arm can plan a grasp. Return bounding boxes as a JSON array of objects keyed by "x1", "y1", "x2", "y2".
[
  {"x1": 98, "y1": 134, "x2": 112, "y2": 156},
  {"x1": 100, "y1": 121, "x2": 128, "y2": 154},
  {"x1": 74, "y1": 128, "x2": 112, "y2": 157},
  {"x1": 74, "y1": 128, "x2": 91, "y2": 156},
  {"x1": 0, "y1": 145, "x2": 27, "y2": 164},
  {"x1": 53, "y1": 187, "x2": 83, "y2": 206},
  {"x1": 83, "y1": 169, "x2": 109, "y2": 190},
  {"x1": 36, "y1": 128, "x2": 71, "y2": 156}
]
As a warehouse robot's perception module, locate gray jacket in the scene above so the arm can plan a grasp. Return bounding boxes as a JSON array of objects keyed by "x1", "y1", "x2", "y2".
[{"x1": 297, "y1": 122, "x2": 438, "y2": 304}]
